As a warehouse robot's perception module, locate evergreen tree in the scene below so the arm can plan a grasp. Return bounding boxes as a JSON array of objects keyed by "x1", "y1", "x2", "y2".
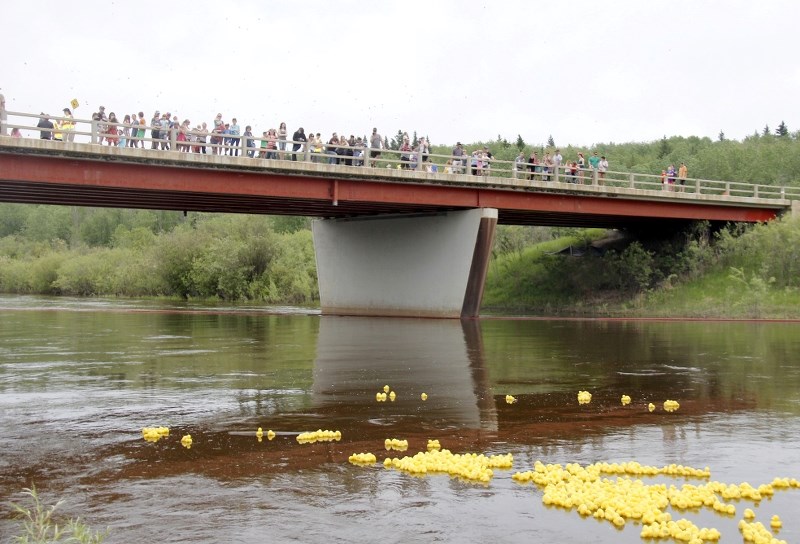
[
  {"x1": 763, "y1": 124, "x2": 770, "y2": 136},
  {"x1": 515, "y1": 134, "x2": 525, "y2": 151},
  {"x1": 658, "y1": 135, "x2": 670, "y2": 158},
  {"x1": 718, "y1": 130, "x2": 725, "y2": 142},
  {"x1": 390, "y1": 129, "x2": 404, "y2": 150},
  {"x1": 412, "y1": 131, "x2": 418, "y2": 148},
  {"x1": 776, "y1": 121, "x2": 789, "y2": 137},
  {"x1": 547, "y1": 135, "x2": 555, "y2": 147}
]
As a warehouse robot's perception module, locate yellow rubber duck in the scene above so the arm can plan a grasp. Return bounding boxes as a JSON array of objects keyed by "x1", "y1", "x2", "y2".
[
  {"x1": 505, "y1": 395, "x2": 517, "y2": 404},
  {"x1": 267, "y1": 429, "x2": 276, "y2": 440},
  {"x1": 296, "y1": 429, "x2": 342, "y2": 444},
  {"x1": 389, "y1": 391, "x2": 396, "y2": 402},
  {"x1": 648, "y1": 403, "x2": 656, "y2": 412},
  {"x1": 770, "y1": 514, "x2": 782, "y2": 529},
  {"x1": 420, "y1": 392, "x2": 428, "y2": 401},
  {"x1": 621, "y1": 395, "x2": 631, "y2": 406},
  {"x1": 349, "y1": 452, "x2": 377, "y2": 465},
  {"x1": 383, "y1": 385, "x2": 390, "y2": 393},
  {"x1": 577, "y1": 391, "x2": 592, "y2": 405},
  {"x1": 180, "y1": 434, "x2": 192, "y2": 449}
]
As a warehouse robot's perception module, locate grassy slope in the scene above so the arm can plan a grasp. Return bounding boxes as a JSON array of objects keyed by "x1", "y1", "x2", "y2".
[{"x1": 483, "y1": 235, "x2": 800, "y2": 319}]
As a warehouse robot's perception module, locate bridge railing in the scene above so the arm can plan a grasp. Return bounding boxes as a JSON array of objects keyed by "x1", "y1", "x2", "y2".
[{"x1": 2, "y1": 109, "x2": 798, "y2": 203}]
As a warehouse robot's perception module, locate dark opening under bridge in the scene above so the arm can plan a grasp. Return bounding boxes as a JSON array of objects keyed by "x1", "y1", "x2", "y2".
[{"x1": 0, "y1": 134, "x2": 796, "y2": 318}]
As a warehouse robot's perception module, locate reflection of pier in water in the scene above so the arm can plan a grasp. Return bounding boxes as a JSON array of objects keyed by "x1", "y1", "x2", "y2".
[{"x1": 312, "y1": 317, "x2": 497, "y2": 431}]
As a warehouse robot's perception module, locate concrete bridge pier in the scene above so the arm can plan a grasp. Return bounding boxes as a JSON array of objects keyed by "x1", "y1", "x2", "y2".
[{"x1": 312, "y1": 208, "x2": 498, "y2": 318}]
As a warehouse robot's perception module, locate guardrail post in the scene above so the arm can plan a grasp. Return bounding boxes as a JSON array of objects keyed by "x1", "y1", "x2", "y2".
[
  {"x1": 554, "y1": 164, "x2": 560, "y2": 183},
  {"x1": 592, "y1": 168, "x2": 598, "y2": 186},
  {"x1": 305, "y1": 141, "x2": 311, "y2": 162},
  {"x1": 90, "y1": 120, "x2": 98, "y2": 144},
  {"x1": 781, "y1": 186, "x2": 786, "y2": 198},
  {"x1": 754, "y1": 185, "x2": 759, "y2": 198},
  {"x1": 170, "y1": 127, "x2": 177, "y2": 151},
  {"x1": 629, "y1": 172, "x2": 635, "y2": 188},
  {"x1": 725, "y1": 182, "x2": 730, "y2": 196},
  {"x1": 695, "y1": 179, "x2": 701, "y2": 194}
]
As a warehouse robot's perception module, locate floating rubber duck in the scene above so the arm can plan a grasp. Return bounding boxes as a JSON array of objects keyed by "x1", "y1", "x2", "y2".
[
  {"x1": 296, "y1": 429, "x2": 342, "y2": 444},
  {"x1": 663, "y1": 399, "x2": 680, "y2": 412},
  {"x1": 349, "y1": 452, "x2": 377, "y2": 465},
  {"x1": 621, "y1": 395, "x2": 631, "y2": 406},
  {"x1": 383, "y1": 448, "x2": 513, "y2": 483},
  {"x1": 505, "y1": 395, "x2": 517, "y2": 404},
  {"x1": 142, "y1": 426, "x2": 170, "y2": 443},
  {"x1": 389, "y1": 391, "x2": 396, "y2": 402},
  {"x1": 267, "y1": 429, "x2": 275, "y2": 440},
  {"x1": 648, "y1": 403, "x2": 656, "y2": 412},
  {"x1": 180, "y1": 434, "x2": 192, "y2": 449},
  {"x1": 383, "y1": 385, "x2": 390, "y2": 393},
  {"x1": 256, "y1": 427, "x2": 263, "y2": 442},
  {"x1": 577, "y1": 391, "x2": 592, "y2": 405},
  {"x1": 770, "y1": 514, "x2": 782, "y2": 530},
  {"x1": 420, "y1": 392, "x2": 428, "y2": 401},
  {"x1": 744, "y1": 508, "x2": 755, "y2": 520},
  {"x1": 384, "y1": 438, "x2": 409, "y2": 451}
]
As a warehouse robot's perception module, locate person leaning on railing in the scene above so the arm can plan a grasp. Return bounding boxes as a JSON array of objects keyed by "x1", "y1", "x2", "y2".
[{"x1": 37, "y1": 114, "x2": 54, "y2": 140}]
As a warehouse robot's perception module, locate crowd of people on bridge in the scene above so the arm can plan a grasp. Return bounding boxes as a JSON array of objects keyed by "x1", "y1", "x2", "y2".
[{"x1": 4, "y1": 97, "x2": 695, "y2": 186}]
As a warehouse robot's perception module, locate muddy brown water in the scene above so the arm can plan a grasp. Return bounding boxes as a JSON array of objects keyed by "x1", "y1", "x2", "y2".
[{"x1": 1, "y1": 296, "x2": 799, "y2": 543}]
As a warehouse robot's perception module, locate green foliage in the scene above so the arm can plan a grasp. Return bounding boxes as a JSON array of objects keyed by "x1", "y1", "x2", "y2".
[
  {"x1": 727, "y1": 266, "x2": 775, "y2": 318},
  {"x1": 10, "y1": 486, "x2": 107, "y2": 544},
  {"x1": 271, "y1": 215, "x2": 311, "y2": 234}
]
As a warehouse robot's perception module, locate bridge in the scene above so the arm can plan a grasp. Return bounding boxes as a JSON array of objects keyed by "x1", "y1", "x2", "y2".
[{"x1": 1, "y1": 111, "x2": 797, "y2": 318}]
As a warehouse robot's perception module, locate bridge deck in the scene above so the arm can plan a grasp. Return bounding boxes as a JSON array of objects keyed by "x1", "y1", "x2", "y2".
[{"x1": 0, "y1": 137, "x2": 790, "y2": 228}]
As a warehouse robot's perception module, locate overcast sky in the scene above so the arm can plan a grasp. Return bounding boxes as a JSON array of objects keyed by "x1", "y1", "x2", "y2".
[{"x1": 3, "y1": 0, "x2": 798, "y2": 147}]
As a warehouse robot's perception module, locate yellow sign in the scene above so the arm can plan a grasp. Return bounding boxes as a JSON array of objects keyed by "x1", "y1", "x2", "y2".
[{"x1": 70, "y1": 99, "x2": 79, "y2": 110}]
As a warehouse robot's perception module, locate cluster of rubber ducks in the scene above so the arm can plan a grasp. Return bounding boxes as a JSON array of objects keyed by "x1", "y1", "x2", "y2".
[
  {"x1": 664, "y1": 399, "x2": 681, "y2": 412},
  {"x1": 375, "y1": 384, "x2": 428, "y2": 402},
  {"x1": 577, "y1": 390, "x2": 592, "y2": 405},
  {"x1": 296, "y1": 429, "x2": 342, "y2": 444},
  {"x1": 180, "y1": 434, "x2": 192, "y2": 449},
  {"x1": 384, "y1": 438, "x2": 408, "y2": 451},
  {"x1": 739, "y1": 510, "x2": 785, "y2": 543},
  {"x1": 255, "y1": 427, "x2": 276, "y2": 442},
  {"x1": 510, "y1": 460, "x2": 798, "y2": 543},
  {"x1": 426, "y1": 439, "x2": 441, "y2": 452},
  {"x1": 621, "y1": 394, "x2": 632, "y2": 405},
  {"x1": 383, "y1": 449, "x2": 514, "y2": 483},
  {"x1": 141, "y1": 426, "x2": 169, "y2": 443},
  {"x1": 348, "y1": 452, "x2": 377, "y2": 465},
  {"x1": 505, "y1": 394, "x2": 517, "y2": 404},
  {"x1": 375, "y1": 384, "x2": 396, "y2": 402}
]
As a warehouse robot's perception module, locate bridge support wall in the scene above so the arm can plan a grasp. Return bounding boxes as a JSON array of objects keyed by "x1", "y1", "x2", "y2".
[{"x1": 312, "y1": 208, "x2": 498, "y2": 318}]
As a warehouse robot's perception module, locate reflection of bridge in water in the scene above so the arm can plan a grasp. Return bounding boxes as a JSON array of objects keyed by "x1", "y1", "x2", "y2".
[{"x1": 312, "y1": 317, "x2": 497, "y2": 432}]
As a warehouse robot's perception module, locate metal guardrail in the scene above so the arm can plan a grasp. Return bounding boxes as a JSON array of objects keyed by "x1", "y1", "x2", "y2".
[{"x1": 1, "y1": 109, "x2": 798, "y2": 203}]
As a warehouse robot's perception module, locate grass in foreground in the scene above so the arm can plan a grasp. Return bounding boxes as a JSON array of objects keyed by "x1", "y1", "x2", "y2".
[{"x1": 9, "y1": 486, "x2": 107, "y2": 544}]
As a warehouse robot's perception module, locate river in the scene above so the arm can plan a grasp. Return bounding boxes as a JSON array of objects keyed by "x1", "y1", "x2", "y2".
[{"x1": 1, "y1": 295, "x2": 799, "y2": 543}]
